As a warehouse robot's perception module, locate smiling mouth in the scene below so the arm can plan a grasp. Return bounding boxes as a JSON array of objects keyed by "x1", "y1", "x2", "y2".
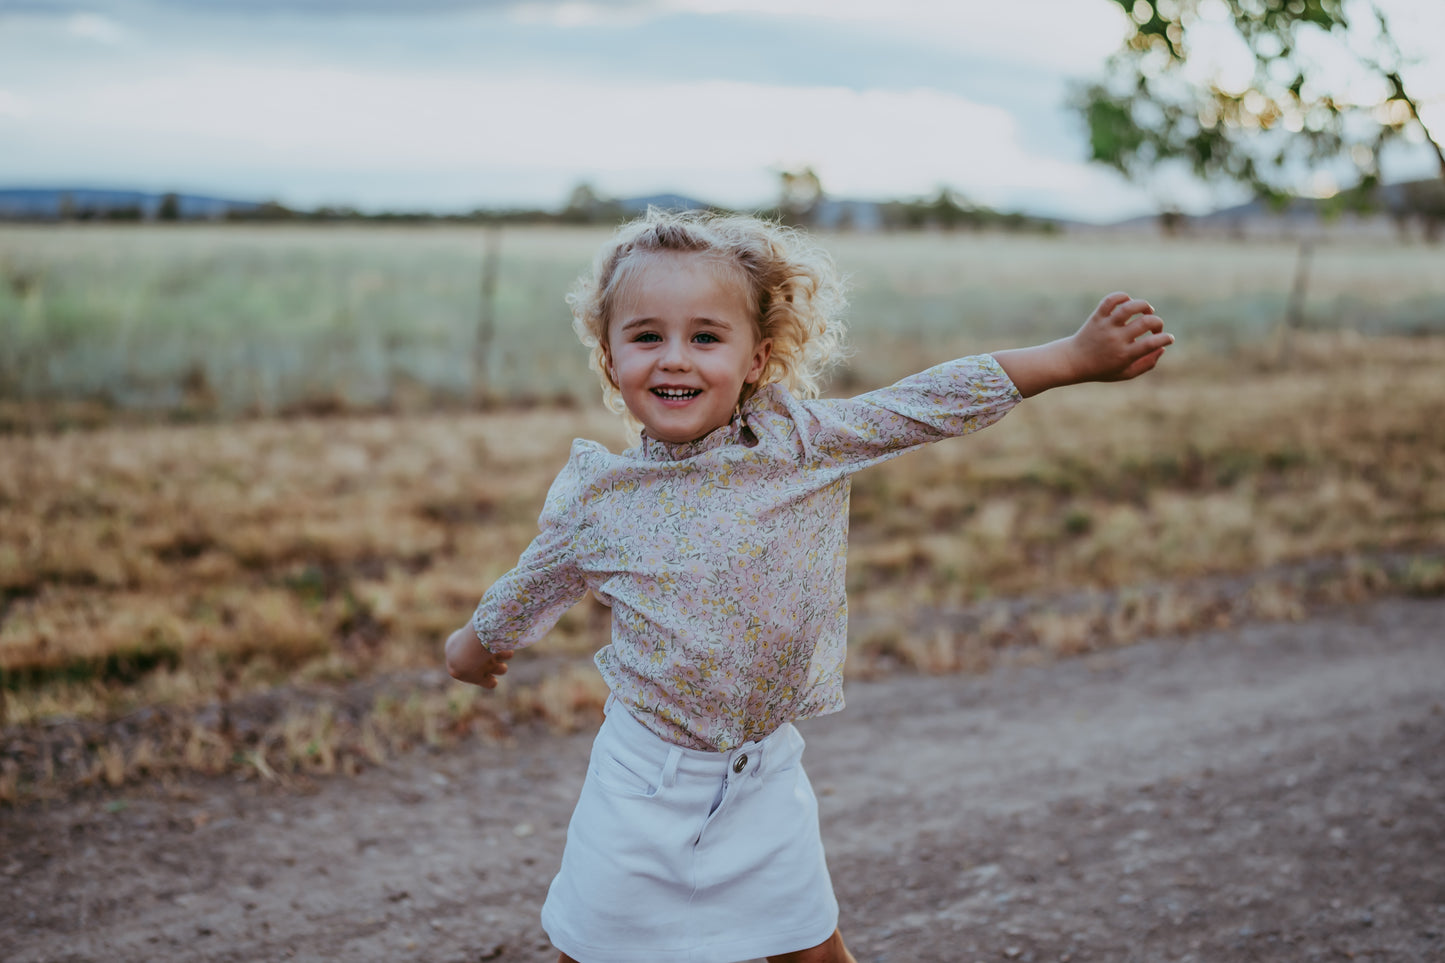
[{"x1": 652, "y1": 387, "x2": 701, "y2": 400}]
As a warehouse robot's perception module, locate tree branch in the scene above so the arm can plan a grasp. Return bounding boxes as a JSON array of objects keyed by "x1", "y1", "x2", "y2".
[{"x1": 1370, "y1": 3, "x2": 1445, "y2": 181}]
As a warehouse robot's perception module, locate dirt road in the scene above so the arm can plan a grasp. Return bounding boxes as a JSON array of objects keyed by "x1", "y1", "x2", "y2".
[{"x1": 5, "y1": 597, "x2": 1443, "y2": 962}]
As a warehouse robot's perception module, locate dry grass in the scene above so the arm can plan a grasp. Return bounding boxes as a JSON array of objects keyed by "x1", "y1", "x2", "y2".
[
  {"x1": 848, "y1": 332, "x2": 1445, "y2": 595},
  {"x1": 0, "y1": 666, "x2": 609, "y2": 803},
  {"x1": 1, "y1": 403, "x2": 623, "y2": 709},
  {"x1": 845, "y1": 552, "x2": 1438, "y2": 678},
  {"x1": 2, "y1": 332, "x2": 1443, "y2": 800}
]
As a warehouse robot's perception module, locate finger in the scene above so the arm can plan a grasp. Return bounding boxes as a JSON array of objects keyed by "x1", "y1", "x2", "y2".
[
  {"x1": 1126, "y1": 332, "x2": 1174, "y2": 357},
  {"x1": 1122, "y1": 313, "x2": 1166, "y2": 340},
  {"x1": 481, "y1": 675, "x2": 498, "y2": 688},
  {"x1": 1109, "y1": 298, "x2": 1153, "y2": 324},
  {"x1": 1119, "y1": 347, "x2": 1165, "y2": 380},
  {"x1": 1125, "y1": 338, "x2": 1173, "y2": 375},
  {"x1": 492, "y1": 662, "x2": 508, "y2": 675},
  {"x1": 1136, "y1": 345, "x2": 1166, "y2": 371},
  {"x1": 1096, "y1": 291, "x2": 1133, "y2": 315},
  {"x1": 493, "y1": 650, "x2": 514, "y2": 661}
]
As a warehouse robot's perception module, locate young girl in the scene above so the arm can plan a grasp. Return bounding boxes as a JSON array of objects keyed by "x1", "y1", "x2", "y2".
[{"x1": 446, "y1": 209, "x2": 1172, "y2": 963}]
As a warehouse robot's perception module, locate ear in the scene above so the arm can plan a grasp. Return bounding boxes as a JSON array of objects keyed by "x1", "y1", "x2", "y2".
[
  {"x1": 600, "y1": 343, "x2": 617, "y2": 384},
  {"x1": 744, "y1": 337, "x2": 773, "y2": 385}
]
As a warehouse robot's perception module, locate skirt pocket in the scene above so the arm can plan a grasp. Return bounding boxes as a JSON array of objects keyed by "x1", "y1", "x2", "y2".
[{"x1": 590, "y1": 746, "x2": 662, "y2": 798}]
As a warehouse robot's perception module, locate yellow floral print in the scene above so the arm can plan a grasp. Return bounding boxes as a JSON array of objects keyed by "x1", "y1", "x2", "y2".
[{"x1": 472, "y1": 355, "x2": 1020, "y2": 751}]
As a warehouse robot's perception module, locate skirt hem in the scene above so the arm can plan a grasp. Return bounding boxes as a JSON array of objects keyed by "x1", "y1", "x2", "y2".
[{"x1": 542, "y1": 910, "x2": 840, "y2": 963}]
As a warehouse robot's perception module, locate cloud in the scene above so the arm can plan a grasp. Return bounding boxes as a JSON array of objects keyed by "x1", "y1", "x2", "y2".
[
  {"x1": 66, "y1": 11, "x2": 127, "y2": 41},
  {"x1": 0, "y1": 0, "x2": 1176, "y2": 218},
  {"x1": 665, "y1": 0, "x2": 1132, "y2": 74},
  {"x1": 0, "y1": 89, "x2": 32, "y2": 119},
  {"x1": 0, "y1": 0, "x2": 647, "y2": 16},
  {"x1": 18, "y1": 60, "x2": 1115, "y2": 207}
]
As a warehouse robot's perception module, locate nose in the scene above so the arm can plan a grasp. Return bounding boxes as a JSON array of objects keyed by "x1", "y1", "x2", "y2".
[{"x1": 659, "y1": 337, "x2": 691, "y2": 370}]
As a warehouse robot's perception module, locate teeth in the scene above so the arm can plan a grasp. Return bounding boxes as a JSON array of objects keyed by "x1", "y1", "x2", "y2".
[{"x1": 654, "y1": 388, "x2": 700, "y2": 399}]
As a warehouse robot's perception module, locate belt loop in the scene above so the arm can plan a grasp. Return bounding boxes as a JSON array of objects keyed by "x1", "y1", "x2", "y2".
[{"x1": 661, "y1": 746, "x2": 682, "y2": 789}]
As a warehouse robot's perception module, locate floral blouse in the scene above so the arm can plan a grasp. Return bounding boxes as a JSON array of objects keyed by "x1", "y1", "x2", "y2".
[{"x1": 472, "y1": 354, "x2": 1021, "y2": 751}]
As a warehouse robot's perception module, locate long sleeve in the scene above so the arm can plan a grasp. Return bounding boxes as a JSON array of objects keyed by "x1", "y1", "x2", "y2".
[
  {"x1": 470, "y1": 448, "x2": 590, "y2": 652},
  {"x1": 782, "y1": 354, "x2": 1021, "y2": 472}
]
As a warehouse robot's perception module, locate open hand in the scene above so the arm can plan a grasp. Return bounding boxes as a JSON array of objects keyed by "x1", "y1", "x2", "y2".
[
  {"x1": 1068, "y1": 292, "x2": 1174, "y2": 383},
  {"x1": 445, "y1": 626, "x2": 513, "y2": 688}
]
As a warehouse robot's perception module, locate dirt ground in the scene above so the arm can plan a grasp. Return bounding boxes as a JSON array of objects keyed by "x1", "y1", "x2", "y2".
[{"x1": 3, "y1": 596, "x2": 1443, "y2": 963}]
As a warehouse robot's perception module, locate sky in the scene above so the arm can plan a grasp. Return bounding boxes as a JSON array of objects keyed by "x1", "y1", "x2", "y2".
[{"x1": 1, "y1": 0, "x2": 1442, "y2": 223}]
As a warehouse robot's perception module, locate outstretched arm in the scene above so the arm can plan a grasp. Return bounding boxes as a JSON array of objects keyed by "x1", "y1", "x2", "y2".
[{"x1": 992, "y1": 292, "x2": 1173, "y2": 399}]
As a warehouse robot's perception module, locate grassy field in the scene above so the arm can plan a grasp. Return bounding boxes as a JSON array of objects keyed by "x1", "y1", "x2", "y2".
[
  {"x1": 4, "y1": 224, "x2": 1445, "y2": 421},
  {"x1": 2, "y1": 225, "x2": 1444, "y2": 800}
]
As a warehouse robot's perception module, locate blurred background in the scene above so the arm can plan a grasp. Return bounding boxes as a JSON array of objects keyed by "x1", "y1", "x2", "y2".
[{"x1": 1, "y1": 0, "x2": 1443, "y2": 800}]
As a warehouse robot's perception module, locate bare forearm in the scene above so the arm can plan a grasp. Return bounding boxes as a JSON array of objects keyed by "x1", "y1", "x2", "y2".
[{"x1": 991, "y1": 338, "x2": 1080, "y2": 399}]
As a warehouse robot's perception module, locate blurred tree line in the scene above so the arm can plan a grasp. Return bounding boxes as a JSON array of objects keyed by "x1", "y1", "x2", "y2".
[
  {"x1": 214, "y1": 173, "x2": 1060, "y2": 234},
  {"x1": 19, "y1": 172, "x2": 1059, "y2": 234}
]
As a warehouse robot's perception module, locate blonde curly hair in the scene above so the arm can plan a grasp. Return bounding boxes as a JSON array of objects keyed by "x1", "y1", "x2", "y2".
[{"x1": 568, "y1": 208, "x2": 849, "y2": 423}]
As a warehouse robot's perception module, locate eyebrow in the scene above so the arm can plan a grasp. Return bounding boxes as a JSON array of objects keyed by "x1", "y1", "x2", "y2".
[{"x1": 617, "y1": 316, "x2": 734, "y2": 333}]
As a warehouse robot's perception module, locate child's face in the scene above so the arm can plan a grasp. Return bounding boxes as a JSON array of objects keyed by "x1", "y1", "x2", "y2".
[{"x1": 607, "y1": 253, "x2": 772, "y2": 444}]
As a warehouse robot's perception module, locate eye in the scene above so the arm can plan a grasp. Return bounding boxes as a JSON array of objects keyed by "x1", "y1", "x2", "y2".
[
  {"x1": 633, "y1": 331, "x2": 662, "y2": 343},
  {"x1": 692, "y1": 332, "x2": 720, "y2": 344}
]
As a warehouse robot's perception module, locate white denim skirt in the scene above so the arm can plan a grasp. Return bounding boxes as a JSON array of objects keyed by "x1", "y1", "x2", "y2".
[{"x1": 540, "y1": 700, "x2": 839, "y2": 963}]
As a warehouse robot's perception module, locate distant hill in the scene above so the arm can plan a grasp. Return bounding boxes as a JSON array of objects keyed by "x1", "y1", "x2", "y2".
[
  {"x1": 615, "y1": 192, "x2": 714, "y2": 214},
  {"x1": 1107, "y1": 178, "x2": 1443, "y2": 238},
  {"x1": 0, "y1": 188, "x2": 260, "y2": 220}
]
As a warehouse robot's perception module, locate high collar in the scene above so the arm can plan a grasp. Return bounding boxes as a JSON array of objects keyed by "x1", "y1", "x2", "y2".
[{"x1": 638, "y1": 407, "x2": 748, "y2": 462}]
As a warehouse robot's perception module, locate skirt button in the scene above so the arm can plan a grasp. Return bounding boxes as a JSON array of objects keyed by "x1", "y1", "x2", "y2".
[{"x1": 732, "y1": 753, "x2": 749, "y2": 774}]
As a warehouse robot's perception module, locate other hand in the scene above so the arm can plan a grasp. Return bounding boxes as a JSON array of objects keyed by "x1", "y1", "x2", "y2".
[{"x1": 445, "y1": 626, "x2": 513, "y2": 688}]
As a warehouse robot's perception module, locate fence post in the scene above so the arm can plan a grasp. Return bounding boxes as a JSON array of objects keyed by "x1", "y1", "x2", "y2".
[
  {"x1": 1272, "y1": 237, "x2": 1315, "y2": 366},
  {"x1": 1285, "y1": 238, "x2": 1314, "y2": 331},
  {"x1": 474, "y1": 226, "x2": 501, "y2": 404}
]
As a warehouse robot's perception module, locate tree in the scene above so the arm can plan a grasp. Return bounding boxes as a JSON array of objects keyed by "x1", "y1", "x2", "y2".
[
  {"x1": 1075, "y1": 0, "x2": 1444, "y2": 212},
  {"x1": 157, "y1": 192, "x2": 181, "y2": 221},
  {"x1": 560, "y1": 181, "x2": 623, "y2": 225},
  {"x1": 777, "y1": 167, "x2": 824, "y2": 225}
]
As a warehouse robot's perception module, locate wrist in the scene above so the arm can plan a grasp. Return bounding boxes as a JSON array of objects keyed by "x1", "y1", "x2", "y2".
[
  {"x1": 1054, "y1": 334, "x2": 1089, "y2": 387},
  {"x1": 445, "y1": 626, "x2": 489, "y2": 679},
  {"x1": 993, "y1": 338, "x2": 1081, "y2": 398}
]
